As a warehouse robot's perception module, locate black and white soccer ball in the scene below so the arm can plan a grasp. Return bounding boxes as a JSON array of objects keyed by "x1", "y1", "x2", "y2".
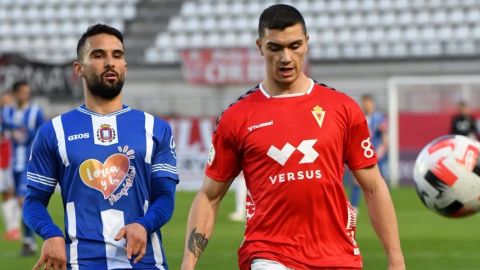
[{"x1": 413, "y1": 135, "x2": 480, "y2": 218}]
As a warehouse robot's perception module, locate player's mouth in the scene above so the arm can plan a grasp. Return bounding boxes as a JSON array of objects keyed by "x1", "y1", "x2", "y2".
[
  {"x1": 103, "y1": 71, "x2": 118, "y2": 83},
  {"x1": 279, "y1": 67, "x2": 294, "y2": 77}
]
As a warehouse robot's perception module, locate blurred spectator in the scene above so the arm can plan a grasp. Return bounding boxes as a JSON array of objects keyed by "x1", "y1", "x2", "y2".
[
  {"x1": 0, "y1": 92, "x2": 20, "y2": 241},
  {"x1": 349, "y1": 94, "x2": 389, "y2": 212},
  {"x1": 450, "y1": 100, "x2": 479, "y2": 139},
  {"x1": 2, "y1": 81, "x2": 45, "y2": 256}
]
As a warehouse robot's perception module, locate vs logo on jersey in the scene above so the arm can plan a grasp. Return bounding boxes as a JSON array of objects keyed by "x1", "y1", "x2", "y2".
[{"x1": 311, "y1": 105, "x2": 326, "y2": 128}]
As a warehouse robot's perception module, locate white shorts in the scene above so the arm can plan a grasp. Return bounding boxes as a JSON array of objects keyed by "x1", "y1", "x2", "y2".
[
  {"x1": 251, "y1": 259, "x2": 293, "y2": 270},
  {"x1": 0, "y1": 169, "x2": 14, "y2": 192}
]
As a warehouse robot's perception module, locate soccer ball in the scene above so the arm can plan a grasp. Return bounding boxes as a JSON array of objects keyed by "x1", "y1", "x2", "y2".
[{"x1": 413, "y1": 135, "x2": 480, "y2": 218}]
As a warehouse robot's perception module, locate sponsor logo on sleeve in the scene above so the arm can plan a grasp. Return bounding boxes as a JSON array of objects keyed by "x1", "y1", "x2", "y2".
[
  {"x1": 361, "y1": 138, "x2": 375, "y2": 158},
  {"x1": 207, "y1": 144, "x2": 215, "y2": 166},
  {"x1": 247, "y1": 120, "x2": 274, "y2": 132}
]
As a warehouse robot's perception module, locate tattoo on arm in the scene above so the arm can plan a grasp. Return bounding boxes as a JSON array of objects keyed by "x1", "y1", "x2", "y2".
[{"x1": 188, "y1": 227, "x2": 209, "y2": 257}]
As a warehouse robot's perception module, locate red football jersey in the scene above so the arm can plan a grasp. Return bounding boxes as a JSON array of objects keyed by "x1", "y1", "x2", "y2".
[{"x1": 206, "y1": 80, "x2": 378, "y2": 269}]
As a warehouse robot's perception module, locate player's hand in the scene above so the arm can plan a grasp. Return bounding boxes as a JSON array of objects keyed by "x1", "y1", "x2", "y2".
[
  {"x1": 115, "y1": 223, "x2": 147, "y2": 264},
  {"x1": 33, "y1": 236, "x2": 66, "y2": 270}
]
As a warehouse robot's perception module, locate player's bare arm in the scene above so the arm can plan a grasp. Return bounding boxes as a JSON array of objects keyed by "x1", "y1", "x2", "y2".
[
  {"x1": 352, "y1": 165, "x2": 405, "y2": 270},
  {"x1": 181, "y1": 175, "x2": 234, "y2": 270},
  {"x1": 187, "y1": 226, "x2": 209, "y2": 257}
]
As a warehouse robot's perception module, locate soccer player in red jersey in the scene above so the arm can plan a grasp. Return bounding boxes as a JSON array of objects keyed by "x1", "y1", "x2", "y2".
[{"x1": 181, "y1": 4, "x2": 405, "y2": 270}]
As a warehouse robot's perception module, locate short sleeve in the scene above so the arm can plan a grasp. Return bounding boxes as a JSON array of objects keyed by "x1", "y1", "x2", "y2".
[
  {"x1": 26, "y1": 123, "x2": 60, "y2": 193},
  {"x1": 345, "y1": 101, "x2": 378, "y2": 170},
  {"x1": 150, "y1": 119, "x2": 179, "y2": 182},
  {"x1": 205, "y1": 115, "x2": 241, "y2": 182}
]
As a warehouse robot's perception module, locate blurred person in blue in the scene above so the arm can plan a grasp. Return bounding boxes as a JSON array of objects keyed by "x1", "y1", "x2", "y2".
[
  {"x1": 2, "y1": 80, "x2": 45, "y2": 255},
  {"x1": 23, "y1": 24, "x2": 179, "y2": 269},
  {"x1": 0, "y1": 92, "x2": 21, "y2": 241},
  {"x1": 349, "y1": 94, "x2": 389, "y2": 212}
]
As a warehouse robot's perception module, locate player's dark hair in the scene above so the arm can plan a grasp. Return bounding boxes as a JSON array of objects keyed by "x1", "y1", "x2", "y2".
[
  {"x1": 258, "y1": 4, "x2": 307, "y2": 38},
  {"x1": 77, "y1": 23, "x2": 124, "y2": 60},
  {"x1": 11, "y1": 80, "x2": 28, "y2": 93}
]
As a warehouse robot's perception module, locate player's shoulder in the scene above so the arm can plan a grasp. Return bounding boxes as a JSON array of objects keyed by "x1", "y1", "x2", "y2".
[
  {"x1": 130, "y1": 108, "x2": 172, "y2": 133},
  {"x1": 314, "y1": 81, "x2": 357, "y2": 105}
]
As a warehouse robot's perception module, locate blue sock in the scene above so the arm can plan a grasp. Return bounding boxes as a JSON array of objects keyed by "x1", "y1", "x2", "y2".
[{"x1": 350, "y1": 184, "x2": 362, "y2": 208}]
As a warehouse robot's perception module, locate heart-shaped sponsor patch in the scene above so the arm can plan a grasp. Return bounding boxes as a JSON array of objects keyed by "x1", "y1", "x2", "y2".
[{"x1": 79, "y1": 153, "x2": 130, "y2": 199}]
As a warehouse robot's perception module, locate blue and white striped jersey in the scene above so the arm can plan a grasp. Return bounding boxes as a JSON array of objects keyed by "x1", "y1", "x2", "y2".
[
  {"x1": 2, "y1": 103, "x2": 44, "y2": 172},
  {"x1": 27, "y1": 105, "x2": 178, "y2": 270}
]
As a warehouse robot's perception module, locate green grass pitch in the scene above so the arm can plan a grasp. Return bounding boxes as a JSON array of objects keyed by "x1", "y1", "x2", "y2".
[{"x1": 1, "y1": 187, "x2": 479, "y2": 269}]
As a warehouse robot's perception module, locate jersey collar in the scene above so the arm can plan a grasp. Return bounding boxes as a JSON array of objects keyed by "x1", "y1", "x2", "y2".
[
  {"x1": 77, "y1": 104, "x2": 131, "y2": 117},
  {"x1": 259, "y1": 78, "x2": 314, "y2": 99}
]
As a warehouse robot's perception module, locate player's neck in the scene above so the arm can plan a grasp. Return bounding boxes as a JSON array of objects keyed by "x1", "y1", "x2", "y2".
[
  {"x1": 84, "y1": 94, "x2": 123, "y2": 115},
  {"x1": 16, "y1": 101, "x2": 29, "y2": 109},
  {"x1": 262, "y1": 73, "x2": 311, "y2": 96}
]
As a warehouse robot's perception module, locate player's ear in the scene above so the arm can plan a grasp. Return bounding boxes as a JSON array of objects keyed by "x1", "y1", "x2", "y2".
[
  {"x1": 256, "y1": 39, "x2": 263, "y2": 56},
  {"x1": 73, "y1": 60, "x2": 84, "y2": 77},
  {"x1": 305, "y1": 34, "x2": 309, "y2": 53}
]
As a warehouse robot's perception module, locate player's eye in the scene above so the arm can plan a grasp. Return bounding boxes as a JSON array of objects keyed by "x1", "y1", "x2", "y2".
[
  {"x1": 113, "y1": 51, "x2": 124, "y2": 59},
  {"x1": 268, "y1": 45, "x2": 281, "y2": 52},
  {"x1": 290, "y1": 43, "x2": 301, "y2": 50}
]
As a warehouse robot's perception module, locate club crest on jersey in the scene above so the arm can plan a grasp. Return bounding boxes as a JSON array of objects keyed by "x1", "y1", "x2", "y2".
[
  {"x1": 97, "y1": 124, "x2": 117, "y2": 144},
  {"x1": 311, "y1": 105, "x2": 326, "y2": 128},
  {"x1": 78, "y1": 145, "x2": 136, "y2": 205}
]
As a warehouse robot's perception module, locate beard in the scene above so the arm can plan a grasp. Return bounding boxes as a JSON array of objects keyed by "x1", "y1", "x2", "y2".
[{"x1": 85, "y1": 70, "x2": 124, "y2": 100}]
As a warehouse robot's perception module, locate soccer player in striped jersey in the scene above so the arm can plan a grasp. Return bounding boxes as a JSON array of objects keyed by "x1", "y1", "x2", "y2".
[
  {"x1": 181, "y1": 4, "x2": 405, "y2": 270},
  {"x1": 2, "y1": 80, "x2": 44, "y2": 255},
  {"x1": 23, "y1": 24, "x2": 179, "y2": 270},
  {"x1": 0, "y1": 92, "x2": 21, "y2": 242}
]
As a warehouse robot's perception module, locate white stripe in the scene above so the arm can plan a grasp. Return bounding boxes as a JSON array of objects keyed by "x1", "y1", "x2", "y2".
[
  {"x1": 152, "y1": 163, "x2": 176, "y2": 170},
  {"x1": 151, "y1": 164, "x2": 177, "y2": 171},
  {"x1": 27, "y1": 174, "x2": 56, "y2": 184},
  {"x1": 26, "y1": 174, "x2": 56, "y2": 184},
  {"x1": 28, "y1": 104, "x2": 39, "y2": 130},
  {"x1": 144, "y1": 113, "x2": 154, "y2": 164},
  {"x1": 27, "y1": 172, "x2": 56, "y2": 182},
  {"x1": 13, "y1": 108, "x2": 24, "y2": 126},
  {"x1": 66, "y1": 202, "x2": 79, "y2": 270},
  {"x1": 27, "y1": 178, "x2": 56, "y2": 187},
  {"x1": 101, "y1": 209, "x2": 132, "y2": 269},
  {"x1": 14, "y1": 146, "x2": 26, "y2": 171},
  {"x1": 151, "y1": 232, "x2": 165, "y2": 270},
  {"x1": 52, "y1": 116, "x2": 69, "y2": 166},
  {"x1": 151, "y1": 167, "x2": 178, "y2": 173},
  {"x1": 143, "y1": 200, "x2": 149, "y2": 214},
  {"x1": 151, "y1": 168, "x2": 178, "y2": 174}
]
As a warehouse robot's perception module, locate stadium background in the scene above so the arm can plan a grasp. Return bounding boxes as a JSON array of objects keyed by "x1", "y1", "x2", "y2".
[{"x1": 1, "y1": 0, "x2": 480, "y2": 269}]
